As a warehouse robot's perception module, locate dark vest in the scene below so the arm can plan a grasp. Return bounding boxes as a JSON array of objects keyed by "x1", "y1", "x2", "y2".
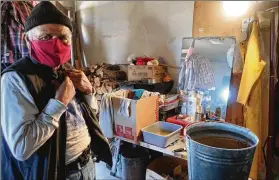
[{"x1": 1, "y1": 57, "x2": 112, "y2": 180}]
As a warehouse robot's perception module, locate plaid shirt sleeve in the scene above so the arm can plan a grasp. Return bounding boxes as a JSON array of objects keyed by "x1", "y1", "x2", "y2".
[
  {"x1": 181, "y1": 53, "x2": 215, "y2": 91},
  {"x1": 1, "y1": 2, "x2": 33, "y2": 64},
  {"x1": 196, "y1": 54, "x2": 215, "y2": 86}
]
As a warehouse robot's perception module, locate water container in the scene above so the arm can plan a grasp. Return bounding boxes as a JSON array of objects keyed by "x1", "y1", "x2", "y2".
[
  {"x1": 120, "y1": 145, "x2": 149, "y2": 180},
  {"x1": 186, "y1": 122, "x2": 259, "y2": 180}
]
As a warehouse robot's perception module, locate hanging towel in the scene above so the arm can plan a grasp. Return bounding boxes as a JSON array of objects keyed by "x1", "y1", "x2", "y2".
[
  {"x1": 99, "y1": 89, "x2": 128, "y2": 138},
  {"x1": 227, "y1": 44, "x2": 243, "y2": 74},
  {"x1": 99, "y1": 94, "x2": 114, "y2": 138},
  {"x1": 237, "y1": 22, "x2": 266, "y2": 105},
  {"x1": 117, "y1": 98, "x2": 131, "y2": 117}
]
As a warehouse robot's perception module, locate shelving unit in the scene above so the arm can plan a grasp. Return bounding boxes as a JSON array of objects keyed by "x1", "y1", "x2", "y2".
[{"x1": 110, "y1": 136, "x2": 187, "y2": 176}]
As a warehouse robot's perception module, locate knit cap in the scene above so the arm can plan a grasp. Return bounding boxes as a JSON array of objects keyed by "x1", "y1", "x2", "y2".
[{"x1": 24, "y1": 1, "x2": 72, "y2": 32}]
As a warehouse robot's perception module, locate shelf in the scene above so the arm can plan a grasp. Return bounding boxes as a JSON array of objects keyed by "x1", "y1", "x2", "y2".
[
  {"x1": 114, "y1": 136, "x2": 187, "y2": 160},
  {"x1": 139, "y1": 136, "x2": 187, "y2": 160},
  {"x1": 110, "y1": 136, "x2": 187, "y2": 176}
]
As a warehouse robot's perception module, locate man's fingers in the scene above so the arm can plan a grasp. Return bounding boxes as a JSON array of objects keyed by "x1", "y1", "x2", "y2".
[
  {"x1": 68, "y1": 75, "x2": 82, "y2": 79},
  {"x1": 68, "y1": 76, "x2": 82, "y2": 82},
  {"x1": 65, "y1": 76, "x2": 74, "y2": 86},
  {"x1": 72, "y1": 80, "x2": 82, "y2": 87},
  {"x1": 71, "y1": 78, "x2": 80, "y2": 83},
  {"x1": 67, "y1": 72, "x2": 83, "y2": 78},
  {"x1": 66, "y1": 69, "x2": 82, "y2": 75},
  {"x1": 67, "y1": 69, "x2": 80, "y2": 73},
  {"x1": 65, "y1": 76, "x2": 70, "y2": 82}
]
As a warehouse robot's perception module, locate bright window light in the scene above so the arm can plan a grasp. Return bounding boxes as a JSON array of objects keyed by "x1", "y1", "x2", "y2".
[
  {"x1": 221, "y1": 87, "x2": 230, "y2": 102},
  {"x1": 222, "y1": 1, "x2": 250, "y2": 17}
]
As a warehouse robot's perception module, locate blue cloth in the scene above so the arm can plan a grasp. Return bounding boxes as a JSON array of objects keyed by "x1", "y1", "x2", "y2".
[
  {"x1": 66, "y1": 157, "x2": 96, "y2": 180},
  {"x1": 1, "y1": 136, "x2": 50, "y2": 180},
  {"x1": 132, "y1": 89, "x2": 145, "y2": 100}
]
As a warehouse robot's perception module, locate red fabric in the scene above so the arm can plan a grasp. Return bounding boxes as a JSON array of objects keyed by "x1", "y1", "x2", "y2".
[
  {"x1": 127, "y1": 90, "x2": 133, "y2": 99},
  {"x1": 135, "y1": 57, "x2": 153, "y2": 65},
  {"x1": 29, "y1": 0, "x2": 39, "y2": 6},
  {"x1": 30, "y1": 38, "x2": 71, "y2": 67},
  {"x1": 166, "y1": 115, "x2": 196, "y2": 135}
]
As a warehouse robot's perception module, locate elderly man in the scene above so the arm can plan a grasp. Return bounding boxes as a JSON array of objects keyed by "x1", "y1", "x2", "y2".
[{"x1": 1, "y1": 2, "x2": 112, "y2": 180}]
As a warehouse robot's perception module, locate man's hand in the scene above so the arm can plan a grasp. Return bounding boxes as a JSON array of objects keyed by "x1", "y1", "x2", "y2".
[
  {"x1": 55, "y1": 76, "x2": 76, "y2": 105},
  {"x1": 66, "y1": 69, "x2": 93, "y2": 95}
]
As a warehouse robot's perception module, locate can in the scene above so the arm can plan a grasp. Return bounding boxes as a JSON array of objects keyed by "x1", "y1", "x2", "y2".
[{"x1": 215, "y1": 107, "x2": 221, "y2": 119}]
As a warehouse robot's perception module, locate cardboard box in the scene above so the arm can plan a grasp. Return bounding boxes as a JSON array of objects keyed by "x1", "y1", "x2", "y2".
[
  {"x1": 127, "y1": 65, "x2": 167, "y2": 81},
  {"x1": 112, "y1": 95, "x2": 159, "y2": 143},
  {"x1": 146, "y1": 156, "x2": 188, "y2": 180}
]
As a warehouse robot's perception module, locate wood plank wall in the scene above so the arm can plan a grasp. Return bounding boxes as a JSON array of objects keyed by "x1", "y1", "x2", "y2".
[
  {"x1": 193, "y1": 1, "x2": 278, "y2": 41},
  {"x1": 193, "y1": 1, "x2": 247, "y2": 42}
]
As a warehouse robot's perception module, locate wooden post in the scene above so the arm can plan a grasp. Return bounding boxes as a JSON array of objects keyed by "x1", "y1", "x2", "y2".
[{"x1": 266, "y1": 12, "x2": 275, "y2": 180}]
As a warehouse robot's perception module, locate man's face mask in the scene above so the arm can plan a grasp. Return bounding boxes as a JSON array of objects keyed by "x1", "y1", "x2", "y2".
[{"x1": 29, "y1": 38, "x2": 71, "y2": 68}]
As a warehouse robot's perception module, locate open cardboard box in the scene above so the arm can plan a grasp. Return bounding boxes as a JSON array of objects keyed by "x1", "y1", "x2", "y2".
[
  {"x1": 127, "y1": 65, "x2": 167, "y2": 81},
  {"x1": 146, "y1": 156, "x2": 188, "y2": 180},
  {"x1": 112, "y1": 93, "x2": 159, "y2": 143}
]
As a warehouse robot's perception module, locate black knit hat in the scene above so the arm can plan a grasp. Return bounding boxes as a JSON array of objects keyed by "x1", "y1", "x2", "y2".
[{"x1": 24, "y1": 1, "x2": 72, "y2": 32}]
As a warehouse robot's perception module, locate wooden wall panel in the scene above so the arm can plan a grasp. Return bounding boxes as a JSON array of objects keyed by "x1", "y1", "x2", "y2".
[
  {"x1": 193, "y1": 1, "x2": 279, "y2": 41},
  {"x1": 192, "y1": 1, "x2": 250, "y2": 42},
  {"x1": 192, "y1": 1, "x2": 248, "y2": 124}
]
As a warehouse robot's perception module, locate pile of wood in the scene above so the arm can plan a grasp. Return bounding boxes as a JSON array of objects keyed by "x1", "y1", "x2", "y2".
[{"x1": 83, "y1": 63, "x2": 127, "y2": 101}]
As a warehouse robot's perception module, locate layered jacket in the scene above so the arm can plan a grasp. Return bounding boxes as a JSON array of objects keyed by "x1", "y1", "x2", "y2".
[{"x1": 1, "y1": 57, "x2": 112, "y2": 180}]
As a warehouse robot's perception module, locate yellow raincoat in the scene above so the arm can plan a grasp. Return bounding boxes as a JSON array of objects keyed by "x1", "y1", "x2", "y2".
[{"x1": 237, "y1": 21, "x2": 266, "y2": 179}]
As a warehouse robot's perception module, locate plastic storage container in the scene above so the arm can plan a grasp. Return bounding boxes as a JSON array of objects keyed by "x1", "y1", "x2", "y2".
[
  {"x1": 166, "y1": 115, "x2": 197, "y2": 135},
  {"x1": 142, "y1": 121, "x2": 182, "y2": 148}
]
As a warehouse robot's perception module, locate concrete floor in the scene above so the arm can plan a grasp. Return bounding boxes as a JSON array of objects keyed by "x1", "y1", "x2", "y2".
[{"x1": 95, "y1": 162, "x2": 119, "y2": 180}]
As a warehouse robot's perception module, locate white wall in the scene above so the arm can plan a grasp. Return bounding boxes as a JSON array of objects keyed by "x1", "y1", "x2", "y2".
[{"x1": 76, "y1": 1, "x2": 194, "y2": 82}]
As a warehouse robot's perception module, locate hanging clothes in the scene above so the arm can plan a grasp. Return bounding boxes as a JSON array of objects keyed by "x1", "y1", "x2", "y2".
[
  {"x1": 99, "y1": 93, "x2": 115, "y2": 138},
  {"x1": 99, "y1": 90, "x2": 127, "y2": 138},
  {"x1": 117, "y1": 99, "x2": 131, "y2": 117},
  {"x1": 1, "y1": 1, "x2": 33, "y2": 64},
  {"x1": 237, "y1": 21, "x2": 266, "y2": 105},
  {"x1": 178, "y1": 53, "x2": 215, "y2": 91},
  {"x1": 227, "y1": 44, "x2": 243, "y2": 74},
  {"x1": 237, "y1": 21, "x2": 267, "y2": 180},
  {"x1": 225, "y1": 44, "x2": 244, "y2": 126}
]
